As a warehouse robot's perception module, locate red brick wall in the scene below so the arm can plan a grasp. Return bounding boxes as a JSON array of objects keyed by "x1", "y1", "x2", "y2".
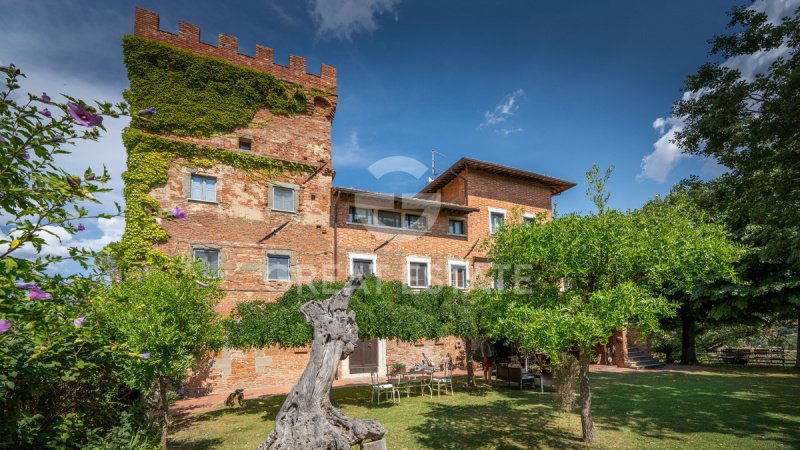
[{"x1": 133, "y1": 7, "x2": 336, "y2": 92}]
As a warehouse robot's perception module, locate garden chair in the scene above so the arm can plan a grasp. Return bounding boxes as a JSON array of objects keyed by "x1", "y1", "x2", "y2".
[
  {"x1": 432, "y1": 363, "x2": 454, "y2": 397},
  {"x1": 370, "y1": 372, "x2": 399, "y2": 405}
]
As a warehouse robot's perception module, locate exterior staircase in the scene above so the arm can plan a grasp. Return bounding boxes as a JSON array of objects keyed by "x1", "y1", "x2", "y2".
[{"x1": 625, "y1": 345, "x2": 665, "y2": 369}]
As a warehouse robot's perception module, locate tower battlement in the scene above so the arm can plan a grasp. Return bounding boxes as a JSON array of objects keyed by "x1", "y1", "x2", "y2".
[{"x1": 133, "y1": 7, "x2": 336, "y2": 92}]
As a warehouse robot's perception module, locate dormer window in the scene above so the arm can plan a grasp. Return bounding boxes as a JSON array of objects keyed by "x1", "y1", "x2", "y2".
[{"x1": 238, "y1": 138, "x2": 252, "y2": 151}]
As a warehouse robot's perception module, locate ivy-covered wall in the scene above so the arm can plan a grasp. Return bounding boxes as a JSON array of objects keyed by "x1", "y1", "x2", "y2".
[
  {"x1": 116, "y1": 36, "x2": 316, "y2": 269},
  {"x1": 122, "y1": 35, "x2": 312, "y2": 137}
]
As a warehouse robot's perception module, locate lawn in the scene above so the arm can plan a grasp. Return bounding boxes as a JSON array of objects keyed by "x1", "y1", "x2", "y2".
[{"x1": 170, "y1": 367, "x2": 800, "y2": 449}]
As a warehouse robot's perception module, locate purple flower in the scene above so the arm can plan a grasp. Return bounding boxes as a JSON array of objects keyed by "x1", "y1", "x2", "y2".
[
  {"x1": 51, "y1": 135, "x2": 64, "y2": 143},
  {"x1": 138, "y1": 353, "x2": 151, "y2": 360},
  {"x1": 67, "y1": 102, "x2": 103, "y2": 127},
  {"x1": 170, "y1": 206, "x2": 188, "y2": 220},
  {"x1": 40, "y1": 93, "x2": 51, "y2": 103},
  {"x1": 85, "y1": 172, "x2": 95, "y2": 181},
  {"x1": 76, "y1": 223, "x2": 86, "y2": 232},
  {"x1": 40, "y1": 108, "x2": 51, "y2": 118},
  {"x1": 73, "y1": 316, "x2": 86, "y2": 327},
  {"x1": 0, "y1": 319, "x2": 11, "y2": 334},
  {"x1": 28, "y1": 286, "x2": 52, "y2": 301},
  {"x1": 115, "y1": 276, "x2": 121, "y2": 283},
  {"x1": 15, "y1": 282, "x2": 38, "y2": 290},
  {"x1": 20, "y1": 151, "x2": 30, "y2": 160},
  {"x1": 67, "y1": 176, "x2": 80, "y2": 188},
  {"x1": 139, "y1": 107, "x2": 156, "y2": 116},
  {"x1": 196, "y1": 280, "x2": 208, "y2": 288}
]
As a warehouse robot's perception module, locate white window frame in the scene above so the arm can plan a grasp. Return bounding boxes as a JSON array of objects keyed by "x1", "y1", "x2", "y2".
[
  {"x1": 193, "y1": 247, "x2": 221, "y2": 277},
  {"x1": 488, "y1": 207, "x2": 507, "y2": 235},
  {"x1": 348, "y1": 253, "x2": 378, "y2": 277},
  {"x1": 523, "y1": 212, "x2": 536, "y2": 224},
  {"x1": 189, "y1": 174, "x2": 217, "y2": 203},
  {"x1": 406, "y1": 256, "x2": 431, "y2": 288},
  {"x1": 266, "y1": 254, "x2": 291, "y2": 281},
  {"x1": 448, "y1": 218, "x2": 466, "y2": 236},
  {"x1": 448, "y1": 260, "x2": 469, "y2": 289}
]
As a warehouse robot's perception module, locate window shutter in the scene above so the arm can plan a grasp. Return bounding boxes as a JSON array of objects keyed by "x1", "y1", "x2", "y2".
[
  {"x1": 205, "y1": 178, "x2": 216, "y2": 202},
  {"x1": 293, "y1": 188, "x2": 299, "y2": 212},
  {"x1": 190, "y1": 176, "x2": 202, "y2": 200},
  {"x1": 268, "y1": 186, "x2": 274, "y2": 210},
  {"x1": 182, "y1": 173, "x2": 191, "y2": 199}
]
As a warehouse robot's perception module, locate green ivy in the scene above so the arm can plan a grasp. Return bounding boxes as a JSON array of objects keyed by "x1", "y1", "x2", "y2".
[
  {"x1": 116, "y1": 35, "x2": 319, "y2": 270},
  {"x1": 122, "y1": 35, "x2": 311, "y2": 137},
  {"x1": 114, "y1": 129, "x2": 313, "y2": 269}
]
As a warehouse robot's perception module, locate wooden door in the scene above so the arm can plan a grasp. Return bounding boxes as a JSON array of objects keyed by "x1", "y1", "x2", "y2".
[{"x1": 349, "y1": 338, "x2": 379, "y2": 374}]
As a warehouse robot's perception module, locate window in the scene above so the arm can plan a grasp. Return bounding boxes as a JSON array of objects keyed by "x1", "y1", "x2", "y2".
[
  {"x1": 238, "y1": 138, "x2": 252, "y2": 151},
  {"x1": 267, "y1": 255, "x2": 290, "y2": 281},
  {"x1": 271, "y1": 186, "x2": 295, "y2": 212},
  {"x1": 377, "y1": 210, "x2": 401, "y2": 228},
  {"x1": 523, "y1": 213, "x2": 535, "y2": 225},
  {"x1": 190, "y1": 175, "x2": 216, "y2": 202},
  {"x1": 449, "y1": 263, "x2": 467, "y2": 289},
  {"x1": 489, "y1": 208, "x2": 506, "y2": 234},
  {"x1": 448, "y1": 219, "x2": 465, "y2": 235},
  {"x1": 405, "y1": 214, "x2": 427, "y2": 230},
  {"x1": 348, "y1": 207, "x2": 372, "y2": 224},
  {"x1": 408, "y1": 259, "x2": 429, "y2": 288},
  {"x1": 193, "y1": 249, "x2": 219, "y2": 276},
  {"x1": 353, "y1": 259, "x2": 374, "y2": 275}
]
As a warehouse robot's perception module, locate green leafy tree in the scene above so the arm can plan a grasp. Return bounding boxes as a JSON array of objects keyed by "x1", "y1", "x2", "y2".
[
  {"x1": 0, "y1": 65, "x2": 143, "y2": 448},
  {"x1": 482, "y1": 165, "x2": 742, "y2": 442},
  {"x1": 94, "y1": 263, "x2": 224, "y2": 449},
  {"x1": 672, "y1": 6, "x2": 800, "y2": 365}
]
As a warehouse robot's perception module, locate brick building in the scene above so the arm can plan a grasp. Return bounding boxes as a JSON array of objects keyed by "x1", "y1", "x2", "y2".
[{"x1": 127, "y1": 8, "x2": 575, "y2": 393}]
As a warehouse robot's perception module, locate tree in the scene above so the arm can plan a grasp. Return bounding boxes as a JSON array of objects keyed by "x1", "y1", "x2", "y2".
[
  {"x1": 672, "y1": 5, "x2": 800, "y2": 366},
  {"x1": 482, "y1": 165, "x2": 742, "y2": 442},
  {"x1": 94, "y1": 264, "x2": 225, "y2": 449}
]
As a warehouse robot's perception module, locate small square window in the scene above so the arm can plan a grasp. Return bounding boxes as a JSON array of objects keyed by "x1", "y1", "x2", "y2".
[
  {"x1": 352, "y1": 259, "x2": 374, "y2": 276},
  {"x1": 377, "y1": 210, "x2": 401, "y2": 228},
  {"x1": 409, "y1": 261, "x2": 428, "y2": 288},
  {"x1": 448, "y1": 219, "x2": 465, "y2": 235},
  {"x1": 524, "y1": 214, "x2": 535, "y2": 225},
  {"x1": 348, "y1": 207, "x2": 372, "y2": 224},
  {"x1": 271, "y1": 186, "x2": 295, "y2": 212},
  {"x1": 450, "y1": 264, "x2": 467, "y2": 289},
  {"x1": 238, "y1": 138, "x2": 252, "y2": 151},
  {"x1": 193, "y1": 249, "x2": 220, "y2": 277},
  {"x1": 190, "y1": 175, "x2": 216, "y2": 202},
  {"x1": 405, "y1": 214, "x2": 427, "y2": 230},
  {"x1": 490, "y1": 211, "x2": 506, "y2": 234},
  {"x1": 267, "y1": 255, "x2": 290, "y2": 281}
]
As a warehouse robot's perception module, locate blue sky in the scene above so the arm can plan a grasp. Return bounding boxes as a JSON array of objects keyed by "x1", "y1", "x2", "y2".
[{"x1": 2, "y1": 0, "x2": 798, "y2": 261}]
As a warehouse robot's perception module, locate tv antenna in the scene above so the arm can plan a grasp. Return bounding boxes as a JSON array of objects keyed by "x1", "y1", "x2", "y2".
[{"x1": 429, "y1": 150, "x2": 446, "y2": 183}]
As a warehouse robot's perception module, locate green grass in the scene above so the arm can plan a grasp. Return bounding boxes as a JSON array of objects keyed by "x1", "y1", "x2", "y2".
[{"x1": 171, "y1": 367, "x2": 800, "y2": 449}]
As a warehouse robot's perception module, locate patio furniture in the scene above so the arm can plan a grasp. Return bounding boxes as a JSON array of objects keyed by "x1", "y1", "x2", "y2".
[
  {"x1": 496, "y1": 363, "x2": 543, "y2": 392},
  {"x1": 370, "y1": 372, "x2": 400, "y2": 404},
  {"x1": 431, "y1": 363, "x2": 454, "y2": 397},
  {"x1": 390, "y1": 369, "x2": 434, "y2": 398}
]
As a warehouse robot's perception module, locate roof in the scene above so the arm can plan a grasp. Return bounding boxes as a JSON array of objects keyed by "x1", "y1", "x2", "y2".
[
  {"x1": 419, "y1": 157, "x2": 576, "y2": 195},
  {"x1": 332, "y1": 187, "x2": 480, "y2": 212}
]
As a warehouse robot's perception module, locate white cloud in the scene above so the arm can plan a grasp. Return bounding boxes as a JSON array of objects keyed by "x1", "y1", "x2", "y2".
[
  {"x1": 637, "y1": 0, "x2": 800, "y2": 182},
  {"x1": 498, "y1": 127, "x2": 524, "y2": 136},
  {"x1": 308, "y1": 0, "x2": 401, "y2": 40},
  {"x1": 0, "y1": 217, "x2": 125, "y2": 260},
  {"x1": 332, "y1": 131, "x2": 372, "y2": 167},
  {"x1": 637, "y1": 117, "x2": 686, "y2": 183},
  {"x1": 480, "y1": 89, "x2": 524, "y2": 128}
]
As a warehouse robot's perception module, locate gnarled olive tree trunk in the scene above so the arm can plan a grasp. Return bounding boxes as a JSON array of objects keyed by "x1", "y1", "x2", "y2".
[{"x1": 259, "y1": 275, "x2": 386, "y2": 450}]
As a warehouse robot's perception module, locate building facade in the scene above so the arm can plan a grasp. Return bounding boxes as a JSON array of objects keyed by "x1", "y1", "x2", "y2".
[{"x1": 128, "y1": 8, "x2": 575, "y2": 393}]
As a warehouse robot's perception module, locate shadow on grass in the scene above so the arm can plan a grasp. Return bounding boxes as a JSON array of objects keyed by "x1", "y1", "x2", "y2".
[
  {"x1": 408, "y1": 391, "x2": 578, "y2": 449},
  {"x1": 590, "y1": 370, "x2": 800, "y2": 447}
]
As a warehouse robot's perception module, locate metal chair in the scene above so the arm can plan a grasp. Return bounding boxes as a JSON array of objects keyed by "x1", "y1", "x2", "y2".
[
  {"x1": 370, "y1": 372, "x2": 399, "y2": 404},
  {"x1": 431, "y1": 363, "x2": 454, "y2": 397}
]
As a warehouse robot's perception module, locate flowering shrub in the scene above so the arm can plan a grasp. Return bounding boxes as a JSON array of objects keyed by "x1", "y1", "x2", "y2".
[{"x1": 0, "y1": 65, "x2": 147, "y2": 448}]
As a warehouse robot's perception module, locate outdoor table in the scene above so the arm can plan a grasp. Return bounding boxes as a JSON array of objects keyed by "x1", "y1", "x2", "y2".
[{"x1": 388, "y1": 369, "x2": 435, "y2": 398}]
